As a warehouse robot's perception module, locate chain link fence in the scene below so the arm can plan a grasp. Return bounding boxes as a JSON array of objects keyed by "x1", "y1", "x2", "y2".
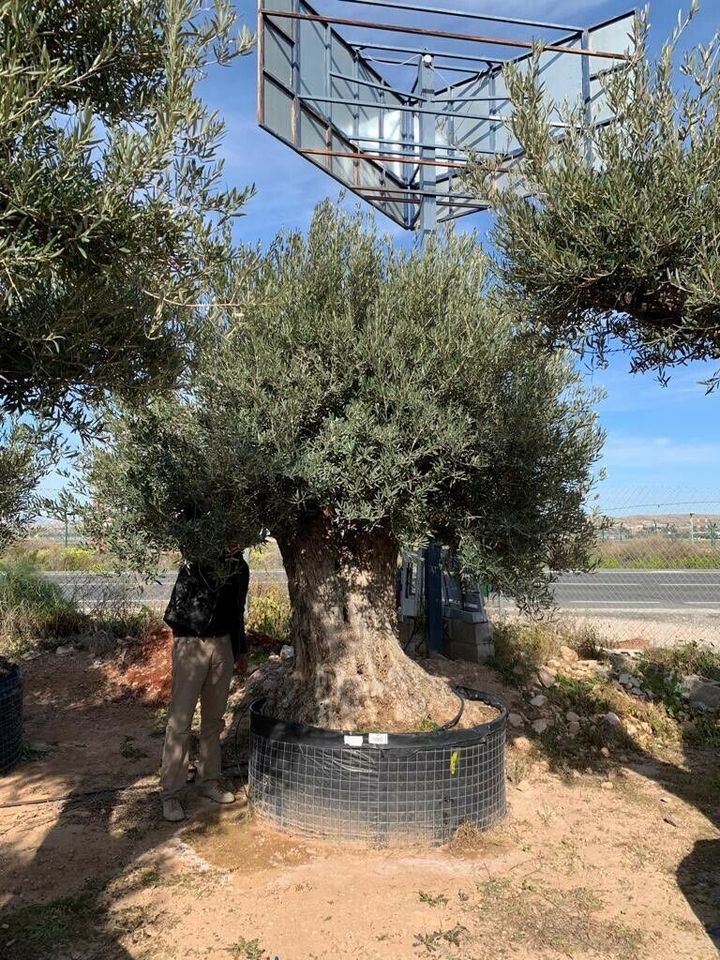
[
  {"x1": 30, "y1": 487, "x2": 720, "y2": 649},
  {"x1": 37, "y1": 570, "x2": 173, "y2": 616},
  {"x1": 489, "y1": 486, "x2": 720, "y2": 648}
]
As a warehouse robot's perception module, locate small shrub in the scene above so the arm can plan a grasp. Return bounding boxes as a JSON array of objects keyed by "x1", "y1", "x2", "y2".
[
  {"x1": 491, "y1": 618, "x2": 603, "y2": 684},
  {"x1": 640, "y1": 641, "x2": 720, "y2": 683},
  {"x1": 246, "y1": 583, "x2": 290, "y2": 645},
  {"x1": 419, "y1": 891, "x2": 449, "y2": 906},
  {"x1": 684, "y1": 714, "x2": 720, "y2": 748},
  {"x1": 230, "y1": 937, "x2": 265, "y2": 960},
  {"x1": 0, "y1": 559, "x2": 89, "y2": 656}
]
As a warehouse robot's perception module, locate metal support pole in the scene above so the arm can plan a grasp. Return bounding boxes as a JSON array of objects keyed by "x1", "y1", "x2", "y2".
[
  {"x1": 581, "y1": 29, "x2": 593, "y2": 166},
  {"x1": 424, "y1": 543, "x2": 443, "y2": 655},
  {"x1": 416, "y1": 54, "x2": 443, "y2": 654},
  {"x1": 418, "y1": 55, "x2": 437, "y2": 243}
]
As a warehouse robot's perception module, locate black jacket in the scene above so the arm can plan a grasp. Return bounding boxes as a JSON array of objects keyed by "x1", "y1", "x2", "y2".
[{"x1": 164, "y1": 558, "x2": 250, "y2": 658}]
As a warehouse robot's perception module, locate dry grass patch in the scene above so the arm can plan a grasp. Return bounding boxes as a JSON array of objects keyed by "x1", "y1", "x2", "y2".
[{"x1": 467, "y1": 875, "x2": 644, "y2": 959}]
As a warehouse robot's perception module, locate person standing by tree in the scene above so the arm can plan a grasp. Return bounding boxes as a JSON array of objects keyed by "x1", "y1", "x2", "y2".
[{"x1": 160, "y1": 547, "x2": 250, "y2": 823}]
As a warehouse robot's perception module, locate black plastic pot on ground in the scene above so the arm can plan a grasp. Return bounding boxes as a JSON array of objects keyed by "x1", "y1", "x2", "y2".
[
  {"x1": 248, "y1": 688, "x2": 507, "y2": 843},
  {"x1": 0, "y1": 661, "x2": 23, "y2": 774}
]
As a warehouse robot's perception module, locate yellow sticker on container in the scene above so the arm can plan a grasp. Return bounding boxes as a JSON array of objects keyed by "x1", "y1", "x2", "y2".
[{"x1": 450, "y1": 750, "x2": 459, "y2": 776}]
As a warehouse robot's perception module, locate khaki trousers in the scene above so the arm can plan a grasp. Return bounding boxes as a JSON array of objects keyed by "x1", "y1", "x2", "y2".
[{"x1": 160, "y1": 634, "x2": 234, "y2": 799}]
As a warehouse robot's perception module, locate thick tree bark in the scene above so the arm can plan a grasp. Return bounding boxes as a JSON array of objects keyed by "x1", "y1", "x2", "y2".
[{"x1": 269, "y1": 515, "x2": 458, "y2": 731}]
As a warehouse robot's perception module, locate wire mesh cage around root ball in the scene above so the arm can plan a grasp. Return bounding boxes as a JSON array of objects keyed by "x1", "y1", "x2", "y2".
[{"x1": 248, "y1": 687, "x2": 507, "y2": 844}]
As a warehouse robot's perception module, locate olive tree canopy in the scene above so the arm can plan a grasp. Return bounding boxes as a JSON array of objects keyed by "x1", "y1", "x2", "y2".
[
  {"x1": 0, "y1": 0, "x2": 253, "y2": 429},
  {"x1": 86, "y1": 204, "x2": 604, "y2": 729},
  {"x1": 0, "y1": 421, "x2": 47, "y2": 550},
  {"x1": 467, "y1": 4, "x2": 720, "y2": 386}
]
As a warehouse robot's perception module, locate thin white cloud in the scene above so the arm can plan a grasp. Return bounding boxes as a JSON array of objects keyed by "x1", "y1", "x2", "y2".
[{"x1": 602, "y1": 436, "x2": 720, "y2": 469}]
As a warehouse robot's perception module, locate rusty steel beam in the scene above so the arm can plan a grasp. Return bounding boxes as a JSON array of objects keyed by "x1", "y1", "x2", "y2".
[{"x1": 260, "y1": 9, "x2": 632, "y2": 61}]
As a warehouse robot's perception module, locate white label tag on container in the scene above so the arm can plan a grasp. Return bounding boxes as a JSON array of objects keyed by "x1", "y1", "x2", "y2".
[
  {"x1": 368, "y1": 733, "x2": 388, "y2": 745},
  {"x1": 344, "y1": 735, "x2": 364, "y2": 746}
]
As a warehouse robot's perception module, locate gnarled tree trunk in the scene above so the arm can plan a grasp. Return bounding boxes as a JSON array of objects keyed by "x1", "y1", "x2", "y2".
[{"x1": 269, "y1": 516, "x2": 458, "y2": 731}]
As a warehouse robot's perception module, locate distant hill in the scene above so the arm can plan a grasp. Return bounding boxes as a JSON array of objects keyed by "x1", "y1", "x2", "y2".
[{"x1": 601, "y1": 513, "x2": 720, "y2": 537}]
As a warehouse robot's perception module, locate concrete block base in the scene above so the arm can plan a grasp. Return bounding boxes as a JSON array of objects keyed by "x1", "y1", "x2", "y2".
[{"x1": 445, "y1": 619, "x2": 495, "y2": 663}]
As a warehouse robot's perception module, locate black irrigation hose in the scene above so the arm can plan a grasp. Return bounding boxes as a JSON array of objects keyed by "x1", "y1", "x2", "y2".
[
  {"x1": 437, "y1": 688, "x2": 465, "y2": 731},
  {"x1": 228, "y1": 665, "x2": 262, "y2": 798},
  {"x1": 0, "y1": 783, "x2": 154, "y2": 809}
]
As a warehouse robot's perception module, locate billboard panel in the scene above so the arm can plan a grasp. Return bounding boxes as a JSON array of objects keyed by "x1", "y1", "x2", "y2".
[{"x1": 258, "y1": 0, "x2": 636, "y2": 231}]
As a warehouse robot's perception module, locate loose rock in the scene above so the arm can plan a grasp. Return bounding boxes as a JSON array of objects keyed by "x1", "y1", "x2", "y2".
[
  {"x1": 559, "y1": 645, "x2": 579, "y2": 663},
  {"x1": 508, "y1": 712, "x2": 525, "y2": 729},
  {"x1": 537, "y1": 667, "x2": 557, "y2": 689},
  {"x1": 603, "y1": 712, "x2": 623, "y2": 731},
  {"x1": 530, "y1": 694, "x2": 547, "y2": 707},
  {"x1": 55, "y1": 645, "x2": 74, "y2": 656},
  {"x1": 680, "y1": 675, "x2": 720, "y2": 711},
  {"x1": 531, "y1": 718, "x2": 550, "y2": 734},
  {"x1": 565, "y1": 711, "x2": 581, "y2": 723},
  {"x1": 567, "y1": 721, "x2": 581, "y2": 737}
]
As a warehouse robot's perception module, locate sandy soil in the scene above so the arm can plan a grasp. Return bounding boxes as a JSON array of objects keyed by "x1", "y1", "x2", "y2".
[{"x1": 0, "y1": 652, "x2": 718, "y2": 960}]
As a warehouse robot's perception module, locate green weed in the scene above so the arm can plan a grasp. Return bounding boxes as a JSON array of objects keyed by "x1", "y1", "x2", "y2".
[
  {"x1": 413, "y1": 924, "x2": 468, "y2": 953},
  {"x1": 0, "y1": 559, "x2": 88, "y2": 656},
  {"x1": 418, "y1": 716, "x2": 439, "y2": 732},
  {"x1": 491, "y1": 619, "x2": 602, "y2": 685},
  {"x1": 418, "y1": 890, "x2": 449, "y2": 907},
  {"x1": 640, "y1": 641, "x2": 720, "y2": 683},
  {"x1": 246, "y1": 583, "x2": 290, "y2": 644},
  {"x1": 230, "y1": 937, "x2": 265, "y2": 960},
  {"x1": 120, "y1": 736, "x2": 149, "y2": 761}
]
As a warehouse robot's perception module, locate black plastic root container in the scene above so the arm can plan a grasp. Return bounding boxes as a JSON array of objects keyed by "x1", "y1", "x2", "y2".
[
  {"x1": 248, "y1": 688, "x2": 507, "y2": 843},
  {"x1": 0, "y1": 662, "x2": 23, "y2": 774}
]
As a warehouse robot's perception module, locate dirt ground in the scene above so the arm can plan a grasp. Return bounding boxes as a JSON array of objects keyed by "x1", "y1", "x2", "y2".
[{"x1": 1, "y1": 651, "x2": 718, "y2": 960}]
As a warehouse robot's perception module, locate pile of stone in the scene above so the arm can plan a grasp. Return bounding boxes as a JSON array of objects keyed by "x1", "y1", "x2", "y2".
[{"x1": 507, "y1": 641, "x2": 720, "y2": 747}]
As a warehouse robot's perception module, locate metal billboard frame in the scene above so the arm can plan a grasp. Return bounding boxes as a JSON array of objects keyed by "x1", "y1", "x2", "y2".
[{"x1": 258, "y1": 0, "x2": 636, "y2": 237}]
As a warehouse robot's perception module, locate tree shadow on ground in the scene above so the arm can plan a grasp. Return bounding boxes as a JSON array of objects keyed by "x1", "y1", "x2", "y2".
[
  {"x1": 532, "y1": 720, "x2": 719, "y2": 952},
  {"x1": 0, "y1": 654, "x2": 241, "y2": 960},
  {"x1": 1, "y1": 739, "x2": 179, "y2": 958},
  {"x1": 426, "y1": 657, "x2": 720, "y2": 956},
  {"x1": 641, "y1": 746, "x2": 720, "y2": 952}
]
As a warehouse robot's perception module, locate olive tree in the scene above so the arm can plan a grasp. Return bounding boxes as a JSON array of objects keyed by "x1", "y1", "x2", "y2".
[
  {"x1": 0, "y1": 0, "x2": 253, "y2": 429},
  {"x1": 467, "y1": 4, "x2": 720, "y2": 385},
  {"x1": 0, "y1": 422, "x2": 47, "y2": 550},
  {"x1": 87, "y1": 204, "x2": 603, "y2": 730}
]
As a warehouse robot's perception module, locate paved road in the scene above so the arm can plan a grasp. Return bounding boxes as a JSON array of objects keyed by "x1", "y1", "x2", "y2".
[
  {"x1": 41, "y1": 568, "x2": 720, "y2": 614},
  {"x1": 550, "y1": 569, "x2": 720, "y2": 611}
]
